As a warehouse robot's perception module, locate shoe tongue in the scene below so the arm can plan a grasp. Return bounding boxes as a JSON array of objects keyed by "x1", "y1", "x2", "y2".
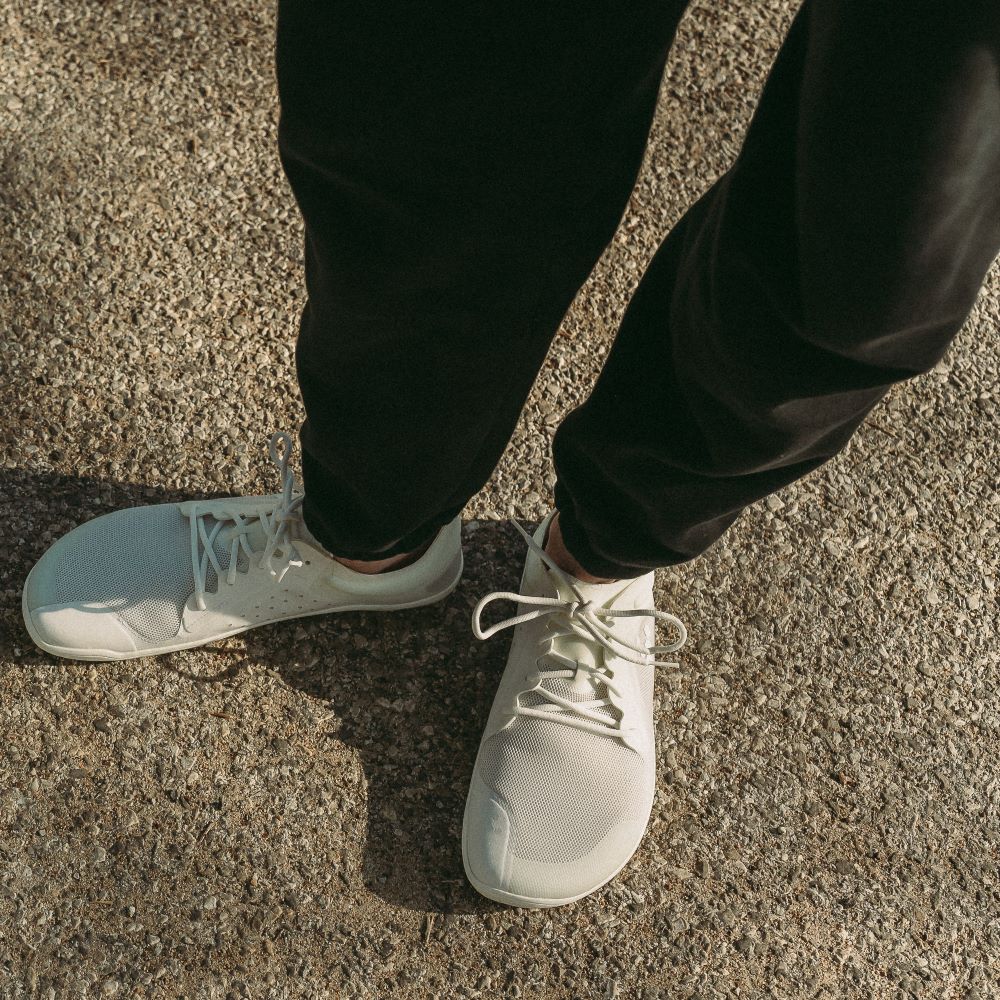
[
  {"x1": 529, "y1": 554, "x2": 635, "y2": 689},
  {"x1": 245, "y1": 518, "x2": 271, "y2": 554}
]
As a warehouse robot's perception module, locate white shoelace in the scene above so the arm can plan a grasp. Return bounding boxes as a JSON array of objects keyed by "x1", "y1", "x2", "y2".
[
  {"x1": 185, "y1": 431, "x2": 305, "y2": 611},
  {"x1": 472, "y1": 519, "x2": 687, "y2": 737}
]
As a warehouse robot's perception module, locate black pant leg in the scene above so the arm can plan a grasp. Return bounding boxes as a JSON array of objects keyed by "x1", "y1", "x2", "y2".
[
  {"x1": 553, "y1": 0, "x2": 1000, "y2": 579},
  {"x1": 275, "y1": 1, "x2": 688, "y2": 559}
]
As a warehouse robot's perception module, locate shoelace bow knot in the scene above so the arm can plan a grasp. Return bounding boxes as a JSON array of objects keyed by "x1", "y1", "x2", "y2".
[
  {"x1": 472, "y1": 519, "x2": 687, "y2": 738},
  {"x1": 186, "y1": 431, "x2": 305, "y2": 611}
]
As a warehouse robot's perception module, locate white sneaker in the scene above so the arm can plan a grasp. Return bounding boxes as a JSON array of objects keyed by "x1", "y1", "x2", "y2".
[
  {"x1": 22, "y1": 432, "x2": 463, "y2": 661},
  {"x1": 462, "y1": 510, "x2": 686, "y2": 908}
]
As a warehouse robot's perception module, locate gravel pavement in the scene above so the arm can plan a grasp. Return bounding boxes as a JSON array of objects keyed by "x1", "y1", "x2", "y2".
[{"x1": 1, "y1": 1, "x2": 998, "y2": 997}]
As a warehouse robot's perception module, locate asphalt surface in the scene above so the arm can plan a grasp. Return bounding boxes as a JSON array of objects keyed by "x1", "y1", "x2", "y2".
[{"x1": 1, "y1": 1, "x2": 998, "y2": 997}]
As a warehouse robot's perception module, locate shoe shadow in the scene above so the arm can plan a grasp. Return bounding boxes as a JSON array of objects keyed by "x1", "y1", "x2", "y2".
[
  {"x1": 2, "y1": 466, "x2": 523, "y2": 914},
  {"x1": 234, "y1": 516, "x2": 526, "y2": 915}
]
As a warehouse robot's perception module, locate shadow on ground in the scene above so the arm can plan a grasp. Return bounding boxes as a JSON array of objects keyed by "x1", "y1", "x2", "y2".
[
  {"x1": 1, "y1": 465, "x2": 528, "y2": 914},
  {"x1": 193, "y1": 515, "x2": 533, "y2": 915},
  {"x1": 178, "y1": 516, "x2": 529, "y2": 915}
]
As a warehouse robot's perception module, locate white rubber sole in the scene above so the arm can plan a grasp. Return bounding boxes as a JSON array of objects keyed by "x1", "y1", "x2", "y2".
[
  {"x1": 460, "y1": 804, "x2": 647, "y2": 909},
  {"x1": 22, "y1": 556, "x2": 463, "y2": 663}
]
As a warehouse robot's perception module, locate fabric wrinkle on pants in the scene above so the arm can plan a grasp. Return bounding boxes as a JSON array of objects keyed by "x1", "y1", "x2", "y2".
[{"x1": 276, "y1": 0, "x2": 1000, "y2": 579}]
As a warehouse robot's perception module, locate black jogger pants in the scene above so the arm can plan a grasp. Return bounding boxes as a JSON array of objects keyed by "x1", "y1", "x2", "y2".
[{"x1": 276, "y1": 0, "x2": 1000, "y2": 580}]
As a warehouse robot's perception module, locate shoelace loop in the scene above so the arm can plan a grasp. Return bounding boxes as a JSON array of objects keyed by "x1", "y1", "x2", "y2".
[
  {"x1": 185, "y1": 431, "x2": 305, "y2": 611},
  {"x1": 472, "y1": 519, "x2": 687, "y2": 737}
]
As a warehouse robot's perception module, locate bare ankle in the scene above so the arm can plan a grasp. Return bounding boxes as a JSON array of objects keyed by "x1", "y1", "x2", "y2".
[
  {"x1": 543, "y1": 512, "x2": 619, "y2": 584},
  {"x1": 331, "y1": 536, "x2": 433, "y2": 575}
]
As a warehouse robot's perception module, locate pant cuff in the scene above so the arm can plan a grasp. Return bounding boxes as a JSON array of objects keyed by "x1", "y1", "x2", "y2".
[
  {"x1": 551, "y1": 484, "x2": 651, "y2": 581},
  {"x1": 300, "y1": 494, "x2": 454, "y2": 562}
]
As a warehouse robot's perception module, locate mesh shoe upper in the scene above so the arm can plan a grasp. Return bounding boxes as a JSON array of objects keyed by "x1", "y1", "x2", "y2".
[
  {"x1": 28, "y1": 505, "x2": 191, "y2": 642},
  {"x1": 477, "y1": 710, "x2": 650, "y2": 866},
  {"x1": 25, "y1": 505, "x2": 252, "y2": 643}
]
